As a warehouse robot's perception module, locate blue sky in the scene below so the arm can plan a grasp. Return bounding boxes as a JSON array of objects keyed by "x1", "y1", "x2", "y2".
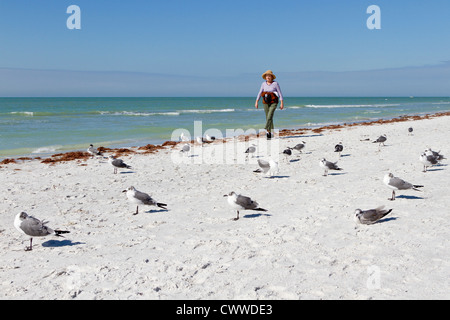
[{"x1": 0, "y1": 0, "x2": 449, "y2": 96}]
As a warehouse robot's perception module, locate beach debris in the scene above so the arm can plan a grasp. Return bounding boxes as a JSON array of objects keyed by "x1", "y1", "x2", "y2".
[
  {"x1": 354, "y1": 206, "x2": 393, "y2": 225},
  {"x1": 124, "y1": 186, "x2": 167, "y2": 215},
  {"x1": 408, "y1": 127, "x2": 414, "y2": 135},
  {"x1": 319, "y1": 158, "x2": 342, "y2": 176},
  {"x1": 108, "y1": 155, "x2": 132, "y2": 174},
  {"x1": 253, "y1": 159, "x2": 279, "y2": 177},
  {"x1": 14, "y1": 212, "x2": 70, "y2": 251},
  {"x1": 383, "y1": 172, "x2": 423, "y2": 201},
  {"x1": 223, "y1": 191, "x2": 267, "y2": 221}
]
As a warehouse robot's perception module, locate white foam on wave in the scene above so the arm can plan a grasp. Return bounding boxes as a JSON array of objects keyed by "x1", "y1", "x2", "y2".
[
  {"x1": 99, "y1": 108, "x2": 235, "y2": 116},
  {"x1": 304, "y1": 104, "x2": 398, "y2": 108},
  {"x1": 31, "y1": 145, "x2": 63, "y2": 154}
]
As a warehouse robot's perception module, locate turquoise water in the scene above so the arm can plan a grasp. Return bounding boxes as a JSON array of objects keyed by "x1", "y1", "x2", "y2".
[{"x1": 1, "y1": 97, "x2": 449, "y2": 158}]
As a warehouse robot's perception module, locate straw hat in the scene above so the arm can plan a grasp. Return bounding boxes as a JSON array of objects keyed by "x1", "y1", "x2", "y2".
[{"x1": 262, "y1": 70, "x2": 276, "y2": 80}]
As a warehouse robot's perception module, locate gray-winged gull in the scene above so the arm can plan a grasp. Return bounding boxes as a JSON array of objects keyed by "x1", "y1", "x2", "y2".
[
  {"x1": 14, "y1": 212, "x2": 70, "y2": 251},
  {"x1": 354, "y1": 206, "x2": 393, "y2": 225},
  {"x1": 383, "y1": 172, "x2": 423, "y2": 200},
  {"x1": 289, "y1": 141, "x2": 306, "y2": 154},
  {"x1": 124, "y1": 186, "x2": 167, "y2": 215},
  {"x1": 319, "y1": 158, "x2": 342, "y2": 176},
  {"x1": 334, "y1": 142, "x2": 343, "y2": 157},
  {"x1": 108, "y1": 155, "x2": 132, "y2": 174},
  {"x1": 420, "y1": 152, "x2": 438, "y2": 172},
  {"x1": 223, "y1": 191, "x2": 267, "y2": 221},
  {"x1": 87, "y1": 144, "x2": 103, "y2": 158},
  {"x1": 254, "y1": 159, "x2": 279, "y2": 177}
]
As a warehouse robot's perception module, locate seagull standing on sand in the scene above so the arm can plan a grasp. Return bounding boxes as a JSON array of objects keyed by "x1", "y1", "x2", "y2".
[
  {"x1": 334, "y1": 142, "x2": 344, "y2": 157},
  {"x1": 282, "y1": 148, "x2": 292, "y2": 163},
  {"x1": 179, "y1": 132, "x2": 190, "y2": 142},
  {"x1": 290, "y1": 141, "x2": 306, "y2": 155},
  {"x1": 354, "y1": 206, "x2": 393, "y2": 225},
  {"x1": 254, "y1": 159, "x2": 279, "y2": 177},
  {"x1": 180, "y1": 143, "x2": 191, "y2": 155},
  {"x1": 319, "y1": 158, "x2": 342, "y2": 176},
  {"x1": 205, "y1": 134, "x2": 216, "y2": 142},
  {"x1": 383, "y1": 172, "x2": 424, "y2": 201},
  {"x1": 245, "y1": 145, "x2": 256, "y2": 160},
  {"x1": 108, "y1": 155, "x2": 131, "y2": 174},
  {"x1": 124, "y1": 186, "x2": 167, "y2": 215},
  {"x1": 14, "y1": 212, "x2": 70, "y2": 251},
  {"x1": 420, "y1": 152, "x2": 438, "y2": 172},
  {"x1": 87, "y1": 144, "x2": 103, "y2": 158},
  {"x1": 196, "y1": 136, "x2": 204, "y2": 146},
  {"x1": 373, "y1": 135, "x2": 387, "y2": 150},
  {"x1": 223, "y1": 191, "x2": 267, "y2": 221}
]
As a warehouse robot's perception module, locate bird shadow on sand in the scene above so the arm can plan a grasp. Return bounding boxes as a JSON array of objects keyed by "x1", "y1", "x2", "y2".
[
  {"x1": 374, "y1": 217, "x2": 398, "y2": 224},
  {"x1": 328, "y1": 172, "x2": 347, "y2": 176},
  {"x1": 265, "y1": 175, "x2": 290, "y2": 179},
  {"x1": 42, "y1": 239, "x2": 85, "y2": 248},
  {"x1": 425, "y1": 167, "x2": 446, "y2": 172},
  {"x1": 243, "y1": 213, "x2": 272, "y2": 219},
  {"x1": 144, "y1": 208, "x2": 169, "y2": 214},
  {"x1": 395, "y1": 195, "x2": 424, "y2": 200}
]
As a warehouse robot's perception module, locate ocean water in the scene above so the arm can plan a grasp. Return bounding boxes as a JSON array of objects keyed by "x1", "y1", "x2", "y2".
[{"x1": 1, "y1": 97, "x2": 449, "y2": 159}]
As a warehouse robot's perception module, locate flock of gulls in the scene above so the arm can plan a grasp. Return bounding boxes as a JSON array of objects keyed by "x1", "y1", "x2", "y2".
[{"x1": 12, "y1": 126, "x2": 447, "y2": 250}]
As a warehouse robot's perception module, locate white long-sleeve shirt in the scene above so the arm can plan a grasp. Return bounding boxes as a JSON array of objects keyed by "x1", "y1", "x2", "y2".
[{"x1": 256, "y1": 81, "x2": 284, "y2": 101}]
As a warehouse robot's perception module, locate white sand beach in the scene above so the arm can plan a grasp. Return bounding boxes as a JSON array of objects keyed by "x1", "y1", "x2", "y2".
[{"x1": 0, "y1": 113, "x2": 449, "y2": 300}]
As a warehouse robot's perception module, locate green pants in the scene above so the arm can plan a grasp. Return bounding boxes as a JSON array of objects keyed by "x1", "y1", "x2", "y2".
[{"x1": 263, "y1": 103, "x2": 277, "y2": 132}]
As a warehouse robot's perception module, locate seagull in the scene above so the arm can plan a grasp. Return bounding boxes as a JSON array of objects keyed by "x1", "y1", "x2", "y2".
[
  {"x1": 179, "y1": 132, "x2": 190, "y2": 142},
  {"x1": 196, "y1": 136, "x2": 204, "y2": 146},
  {"x1": 424, "y1": 148, "x2": 446, "y2": 162},
  {"x1": 420, "y1": 152, "x2": 438, "y2": 172},
  {"x1": 334, "y1": 142, "x2": 344, "y2": 157},
  {"x1": 124, "y1": 186, "x2": 167, "y2": 215},
  {"x1": 205, "y1": 134, "x2": 216, "y2": 142},
  {"x1": 87, "y1": 144, "x2": 103, "y2": 158},
  {"x1": 14, "y1": 212, "x2": 70, "y2": 251},
  {"x1": 282, "y1": 148, "x2": 292, "y2": 163},
  {"x1": 319, "y1": 158, "x2": 342, "y2": 176},
  {"x1": 254, "y1": 159, "x2": 279, "y2": 177},
  {"x1": 408, "y1": 127, "x2": 414, "y2": 135},
  {"x1": 289, "y1": 141, "x2": 306, "y2": 154},
  {"x1": 223, "y1": 191, "x2": 267, "y2": 221},
  {"x1": 373, "y1": 134, "x2": 387, "y2": 145},
  {"x1": 180, "y1": 143, "x2": 191, "y2": 154},
  {"x1": 354, "y1": 206, "x2": 393, "y2": 225},
  {"x1": 108, "y1": 155, "x2": 132, "y2": 174},
  {"x1": 245, "y1": 145, "x2": 256, "y2": 159},
  {"x1": 383, "y1": 172, "x2": 424, "y2": 201}
]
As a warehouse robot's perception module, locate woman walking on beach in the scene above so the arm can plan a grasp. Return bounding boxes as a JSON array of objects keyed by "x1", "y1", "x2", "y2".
[{"x1": 255, "y1": 70, "x2": 284, "y2": 139}]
